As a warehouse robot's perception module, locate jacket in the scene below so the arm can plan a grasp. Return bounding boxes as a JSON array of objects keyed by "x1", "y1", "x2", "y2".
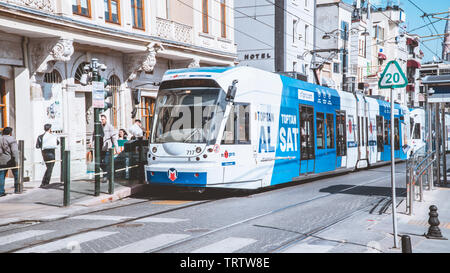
[
  {"x1": 0, "y1": 135, "x2": 19, "y2": 167},
  {"x1": 92, "y1": 124, "x2": 119, "y2": 152}
]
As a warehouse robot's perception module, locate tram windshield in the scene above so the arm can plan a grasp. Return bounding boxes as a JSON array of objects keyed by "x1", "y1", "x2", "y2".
[{"x1": 152, "y1": 81, "x2": 226, "y2": 144}]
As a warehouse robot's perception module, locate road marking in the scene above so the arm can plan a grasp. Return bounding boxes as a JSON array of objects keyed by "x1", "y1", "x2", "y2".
[
  {"x1": 191, "y1": 237, "x2": 256, "y2": 253},
  {"x1": 69, "y1": 215, "x2": 132, "y2": 221},
  {"x1": 151, "y1": 200, "x2": 191, "y2": 205},
  {"x1": 39, "y1": 215, "x2": 68, "y2": 221},
  {"x1": 281, "y1": 243, "x2": 335, "y2": 253},
  {"x1": 134, "y1": 217, "x2": 189, "y2": 223},
  {"x1": 0, "y1": 230, "x2": 54, "y2": 246},
  {"x1": 105, "y1": 233, "x2": 190, "y2": 253},
  {"x1": 15, "y1": 231, "x2": 117, "y2": 253}
]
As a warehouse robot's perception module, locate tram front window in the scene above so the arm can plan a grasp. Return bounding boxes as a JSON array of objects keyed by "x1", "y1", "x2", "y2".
[{"x1": 152, "y1": 88, "x2": 225, "y2": 144}]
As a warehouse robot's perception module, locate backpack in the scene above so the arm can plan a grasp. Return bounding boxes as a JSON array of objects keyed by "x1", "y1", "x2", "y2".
[{"x1": 35, "y1": 133, "x2": 45, "y2": 149}]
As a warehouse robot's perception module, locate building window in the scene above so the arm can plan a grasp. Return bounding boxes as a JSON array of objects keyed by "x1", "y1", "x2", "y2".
[
  {"x1": 105, "y1": 0, "x2": 120, "y2": 24},
  {"x1": 333, "y1": 62, "x2": 340, "y2": 73},
  {"x1": 202, "y1": 0, "x2": 209, "y2": 33},
  {"x1": 220, "y1": 0, "x2": 226, "y2": 38},
  {"x1": 0, "y1": 79, "x2": 7, "y2": 131},
  {"x1": 44, "y1": 70, "x2": 63, "y2": 84},
  {"x1": 304, "y1": 24, "x2": 309, "y2": 47},
  {"x1": 140, "y1": 96, "x2": 155, "y2": 139},
  {"x1": 293, "y1": 19, "x2": 298, "y2": 44},
  {"x1": 72, "y1": 0, "x2": 91, "y2": 17},
  {"x1": 109, "y1": 75, "x2": 121, "y2": 128},
  {"x1": 74, "y1": 62, "x2": 89, "y2": 84},
  {"x1": 131, "y1": 0, "x2": 144, "y2": 29}
]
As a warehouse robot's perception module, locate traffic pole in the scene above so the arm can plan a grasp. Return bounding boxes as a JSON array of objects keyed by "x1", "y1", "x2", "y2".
[
  {"x1": 390, "y1": 87, "x2": 399, "y2": 248},
  {"x1": 18, "y1": 140, "x2": 25, "y2": 193},
  {"x1": 60, "y1": 136, "x2": 65, "y2": 183},
  {"x1": 63, "y1": 150, "x2": 70, "y2": 207},
  {"x1": 108, "y1": 147, "x2": 114, "y2": 194},
  {"x1": 94, "y1": 107, "x2": 101, "y2": 196}
]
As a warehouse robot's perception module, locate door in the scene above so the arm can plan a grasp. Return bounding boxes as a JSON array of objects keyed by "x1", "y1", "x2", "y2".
[
  {"x1": 336, "y1": 110, "x2": 347, "y2": 168},
  {"x1": 299, "y1": 105, "x2": 314, "y2": 174}
]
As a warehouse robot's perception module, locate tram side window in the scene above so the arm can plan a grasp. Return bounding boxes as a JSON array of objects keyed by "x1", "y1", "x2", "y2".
[
  {"x1": 413, "y1": 123, "x2": 421, "y2": 139},
  {"x1": 336, "y1": 111, "x2": 347, "y2": 156},
  {"x1": 221, "y1": 104, "x2": 250, "y2": 144},
  {"x1": 326, "y1": 113, "x2": 334, "y2": 149},
  {"x1": 384, "y1": 119, "x2": 390, "y2": 145},
  {"x1": 316, "y1": 112, "x2": 325, "y2": 149},
  {"x1": 376, "y1": 115, "x2": 384, "y2": 152},
  {"x1": 394, "y1": 118, "x2": 400, "y2": 150},
  {"x1": 300, "y1": 106, "x2": 315, "y2": 160}
]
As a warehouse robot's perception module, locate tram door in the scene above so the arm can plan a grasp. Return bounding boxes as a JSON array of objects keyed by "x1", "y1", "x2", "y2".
[
  {"x1": 299, "y1": 105, "x2": 315, "y2": 174},
  {"x1": 336, "y1": 110, "x2": 347, "y2": 168}
]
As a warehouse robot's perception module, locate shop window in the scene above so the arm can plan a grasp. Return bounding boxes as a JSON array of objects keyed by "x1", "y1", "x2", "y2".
[{"x1": 72, "y1": 0, "x2": 91, "y2": 17}]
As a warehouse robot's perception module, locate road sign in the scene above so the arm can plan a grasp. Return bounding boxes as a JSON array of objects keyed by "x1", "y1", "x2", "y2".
[
  {"x1": 378, "y1": 60, "x2": 408, "y2": 89},
  {"x1": 92, "y1": 81, "x2": 105, "y2": 108}
]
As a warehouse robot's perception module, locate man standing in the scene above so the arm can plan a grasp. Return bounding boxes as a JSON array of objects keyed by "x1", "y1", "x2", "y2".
[
  {"x1": 36, "y1": 124, "x2": 59, "y2": 188},
  {"x1": 99, "y1": 115, "x2": 119, "y2": 183},
  {"x1": 0, "y1": 127, "x2": 19, "y2": 197},
  {"x1": 129, "y1": 119, "x2": 144, "y2": 140}
]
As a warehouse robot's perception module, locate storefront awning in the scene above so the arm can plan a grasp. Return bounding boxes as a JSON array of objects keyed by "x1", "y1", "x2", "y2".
[
  {"x1": 407, "y1": 60, "x2": 421, "y2": 68},
  {"x1": 406, "y1": 38, "x2": 419, "y2": 47}
]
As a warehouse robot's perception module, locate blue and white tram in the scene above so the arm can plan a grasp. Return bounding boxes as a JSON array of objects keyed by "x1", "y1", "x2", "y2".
[{"x1": 145, "y1": 66, "x2": 410, "y2": 190}]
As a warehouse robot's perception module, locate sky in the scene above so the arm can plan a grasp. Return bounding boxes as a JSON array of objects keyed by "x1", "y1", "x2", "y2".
[{"x1": 343, "y1": 0, "x2": 449, "y2": 63}]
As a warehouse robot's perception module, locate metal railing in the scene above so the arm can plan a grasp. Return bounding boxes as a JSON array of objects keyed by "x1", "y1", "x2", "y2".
[{"x1": 406, "y1": 147, "x2": 436, "y2": 215}]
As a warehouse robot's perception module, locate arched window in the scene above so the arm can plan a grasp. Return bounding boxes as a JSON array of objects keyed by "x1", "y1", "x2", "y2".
[
  {"x1": 109, "y1": 75, "x2": 121, "y2": 128},
  {"x1": 44, "y1": 70, "x2": 62, "y2": 84},
  {"x1": 74, "y1": 62, "x2": 89, "y2": 84}
]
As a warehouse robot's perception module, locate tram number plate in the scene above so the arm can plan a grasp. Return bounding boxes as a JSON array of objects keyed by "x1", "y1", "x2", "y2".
[{"x1": 186, "y1": 149, "x2": 195, "y2": 156}]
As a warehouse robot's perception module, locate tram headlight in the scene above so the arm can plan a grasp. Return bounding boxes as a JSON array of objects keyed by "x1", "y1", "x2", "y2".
[
  {"x1": 152, "y1": 146, "x2": 157, "y2": 153},
  {"x1": 196, "y1": 147, "x2": 202, "y2": 153}
]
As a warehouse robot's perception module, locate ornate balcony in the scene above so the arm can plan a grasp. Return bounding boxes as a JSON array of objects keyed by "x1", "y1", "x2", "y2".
[
  {"x1": 155, "y1": 17, "x2": 193, "y2": 45},
  {"x1": 2, "y1": 0, "x2": 55, "y2": 13}
]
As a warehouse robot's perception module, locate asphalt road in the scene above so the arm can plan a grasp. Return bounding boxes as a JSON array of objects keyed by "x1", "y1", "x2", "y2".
[{"x1": 0, "y1": 163, "x2": 406, "y2": 253}]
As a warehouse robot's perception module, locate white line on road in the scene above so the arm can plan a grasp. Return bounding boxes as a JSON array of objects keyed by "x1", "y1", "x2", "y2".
[
  {"x1": 69, "y1": 215, "x2": 132, "y2": 221},
  {"x1": 0, "y1": 230, "x2": 54, "y2": 246},
  {"x1": 191, "y1": 237, "x2": 257, "y2": 253},
  {"x1": 134, "y1": 217, "x2": 189, "y2": 223},
  {"x1": 15, "y1": 231, "x2": 118, "y2": 253},
  {"x1": 105, "y1": 234, "x2": 190, "y2": 253},
  {"x1": 281, "y1": 243, "x2": 335, "y2": 253}
]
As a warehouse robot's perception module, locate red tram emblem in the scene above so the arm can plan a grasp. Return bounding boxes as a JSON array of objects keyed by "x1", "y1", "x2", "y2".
[{"x1": 168, "y1": 168, "x2": 178, "y2": 182}]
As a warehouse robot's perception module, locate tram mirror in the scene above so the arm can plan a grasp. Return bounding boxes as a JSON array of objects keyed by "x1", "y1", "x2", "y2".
[
  {"x1": 131, "y1": 107, "x2": 137, "y2": 119},
  {"x1": 226, "y1": 80, "x2": 238, "y2": 102}
]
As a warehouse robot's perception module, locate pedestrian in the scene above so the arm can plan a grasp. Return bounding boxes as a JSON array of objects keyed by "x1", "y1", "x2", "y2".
[
  {"x1": 97, "y1": 115, "x2": 119, "y2": 183},
  {"x1": 118, "y1": 129, "x2": 128, "y2": 140},
  {"x1": 0, "y1": 127, "x2": 19, "y2": 197},
  {"x1": 36, "y1": 124, "x2": 59, "y2": 188},
  {"x1": 129, "y1": 119, "x2": 144, "y2": 140}
]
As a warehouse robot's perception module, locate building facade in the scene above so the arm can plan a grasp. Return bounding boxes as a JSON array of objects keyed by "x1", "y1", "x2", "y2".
[
  {"x1": 0, "y1": 0, "x2": 236, "y2": 181},
  {"x1": 235, "y1": 0, "x2": 315, "y2": 81}
]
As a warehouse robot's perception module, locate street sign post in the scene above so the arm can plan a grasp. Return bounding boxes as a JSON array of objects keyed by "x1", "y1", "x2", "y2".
[{"x1": 378, "y1": 60, "x2": 408, "y2": 249}]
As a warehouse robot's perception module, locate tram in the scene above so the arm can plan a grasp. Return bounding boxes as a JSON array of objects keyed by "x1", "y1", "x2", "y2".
[{"x1": 144, "y1": 66, "x2": 445, "y2": 190}]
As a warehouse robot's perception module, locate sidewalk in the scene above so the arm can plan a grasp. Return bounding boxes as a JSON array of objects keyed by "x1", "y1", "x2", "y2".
[
  {"x1": 281, "y1": 184, "x2": 450, "y2": 253},
  {"x1": 0, "y1": 176, "x2": 146, "y2": 226}
]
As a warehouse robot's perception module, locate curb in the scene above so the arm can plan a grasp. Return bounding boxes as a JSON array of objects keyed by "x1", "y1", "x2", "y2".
[{"x1": 73, "y1": 184, "x2": 146, "y2": 207}]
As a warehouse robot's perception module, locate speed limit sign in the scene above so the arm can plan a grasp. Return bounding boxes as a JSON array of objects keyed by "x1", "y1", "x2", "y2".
[{"x1": 378, "y1": 60, "x2": 408, "y2": 89}]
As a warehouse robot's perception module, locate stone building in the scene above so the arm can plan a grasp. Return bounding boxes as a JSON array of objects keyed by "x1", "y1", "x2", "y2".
[{"x1": 0, "y1": 0, "x2": 236, "y2": 181}]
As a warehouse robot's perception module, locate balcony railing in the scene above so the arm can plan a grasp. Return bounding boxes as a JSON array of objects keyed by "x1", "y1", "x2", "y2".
[
  {"x1": 155, "y1": 17, "x2": 193, "y2": 45},
  {"x1": 2, "y1": 0, "x2": 55, "y2": 13}
]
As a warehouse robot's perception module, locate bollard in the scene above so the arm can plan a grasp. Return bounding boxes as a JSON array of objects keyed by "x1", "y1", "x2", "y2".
[
  {"x1": 138, "y1": 138, "x2": 144, "y2": 184},
  {"x1": 108, "y1": 147, "x2": 114, "y2": 195},
  {"x1": 401, "y1": 235, "x2": 412, "y2": 253},
  {"x1": 60, "y1": 136, "x2": 65, "y2": 183},
  {"x1": 425, "y1": 205, "x2": 448, "y2": 240},
  {"x1": 63, "y1": 150, "x2": 70, "y2": 207},
  {"x1": 17, "y1": 140, "x2": 25, "y2": 193}
]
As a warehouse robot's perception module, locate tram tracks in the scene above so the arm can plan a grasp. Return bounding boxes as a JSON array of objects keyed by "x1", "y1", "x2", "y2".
[{"x1": 5, "y1": 167, "x2": 406, "y2": 253}]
